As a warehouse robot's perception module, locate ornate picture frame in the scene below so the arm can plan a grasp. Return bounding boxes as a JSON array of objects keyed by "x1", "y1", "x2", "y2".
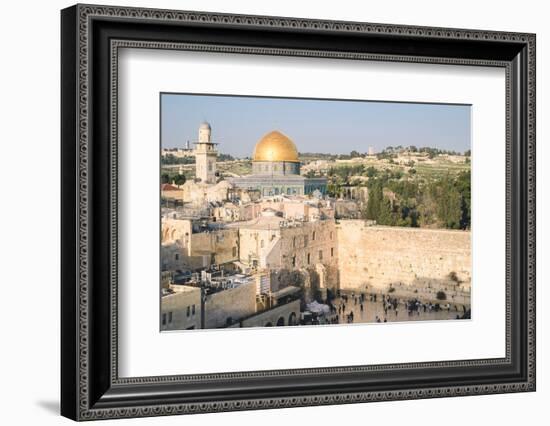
[{"x1": 61, "y1": 4, "x2": 535, "y2": 420}]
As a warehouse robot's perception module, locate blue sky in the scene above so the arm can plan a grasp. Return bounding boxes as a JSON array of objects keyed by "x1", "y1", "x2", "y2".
[{"x1": 161, "y1": 93, "x2": 471, "y2": 157}]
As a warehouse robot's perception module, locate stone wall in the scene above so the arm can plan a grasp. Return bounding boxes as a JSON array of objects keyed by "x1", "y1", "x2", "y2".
[
  {"x1": 239, "y1": 299, "x2": 301, "y2": 328},
  {"x1": 204, "y1": 281, "x2": 257, "y2": 328},
  {"x1": 189, "y1": 228, "x2": 239, "y2": 268},
  {"x1": 336, "y1": 221, "x2": 471, "y2": 299},
  {"x1": 161, "y1": 217, "x2": 239, "y2": 271}
]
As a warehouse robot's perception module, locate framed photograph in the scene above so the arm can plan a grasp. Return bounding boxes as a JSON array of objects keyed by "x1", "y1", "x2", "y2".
[{"x1": 61, "y1": 4, "x2": 536, "y2": 421}]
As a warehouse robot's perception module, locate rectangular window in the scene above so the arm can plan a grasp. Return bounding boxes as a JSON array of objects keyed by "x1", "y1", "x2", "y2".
[
  {"x1": 319, "y1": 250, "x2": 323, "y2": 260},
  {"x1": 232, "y1": 246, "x2": 237, "y2": 257},
  {"x1": 162, "y1": 313, "x2": 167, "y2": 326},
  {"x1": 175, "y1": 253, "x2": 179, "y2": 261},
  {"x1": 293, "y1": 237, "x2": 296, "y2": 248},
  {"x1": 307, "y1": 253, "x2": 310, "y2": 265},
  {"x1": 192, "y1": 304, "x2": 196, "y2": 315},
  {"x1": 168, "y1": 311, "x2": 173, "y2": 323},
  {"x1": 331, "y1": 247, "x2": 334, "y2": 257},
  {"x1": 312, "y1": 231, "x2": 316, "y2": 241},
  {"x1": 186, "y1": 306, "x2": 190, "y2": 317},
  {"x1": 292, "y1": 256, "x2": 296, "y2": 267}
]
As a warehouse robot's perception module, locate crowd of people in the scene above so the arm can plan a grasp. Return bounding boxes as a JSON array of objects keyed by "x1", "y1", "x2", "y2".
[{"x1": 324, "y1": 291, "x2": 469, "y2": 324}]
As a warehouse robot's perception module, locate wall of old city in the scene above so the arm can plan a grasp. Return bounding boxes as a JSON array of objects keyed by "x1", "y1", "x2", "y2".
[
  {"x1": 204, "y1": 281, "x2": 257, "y2": 328},
  {"x1": 336, "y1": 221, "x2": 471, "y2": 299}
]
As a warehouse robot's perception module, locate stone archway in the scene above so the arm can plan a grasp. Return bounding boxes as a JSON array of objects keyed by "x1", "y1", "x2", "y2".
[
  {"x1": 288, "y1": 312, "x2": 297, "y2": 326},
  {"x1": 315, "y1": 263, "x2": 327, "y2": 289},
  {"x1": 265, "y1": 322, "x2": 273, "y2": 327},
  {"x1": 276, "y1": 317, "x2": 285, "y2": 327},
  {"x1": 161, "y1": 227, "x2": 170, "y2": 243}
]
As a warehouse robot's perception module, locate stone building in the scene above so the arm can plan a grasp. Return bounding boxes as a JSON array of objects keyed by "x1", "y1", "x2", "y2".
[
  {"x1": 161, "y1": 285, "x2": 201, "y2": 331},
  {"x1": 180, "y1": 179, "x2": 231, "y2": 205},
  {"x1": 235, "y1": 209, "x2": 338, "y2": 293},
  {"x1": 230, "y1": 130, "x2": 327, "y2": 196},
  {"x1": 161, "y1": 216, "x2": 239, "y2": 271},
  {"x1": 160, "y1": 183, "x2": 183, "y2": 201}
]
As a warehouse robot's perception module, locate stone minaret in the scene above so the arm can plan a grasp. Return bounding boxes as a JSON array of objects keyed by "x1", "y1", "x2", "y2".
[{"x1": 194, "y1": 122, "x2": 218, "y2": 184}]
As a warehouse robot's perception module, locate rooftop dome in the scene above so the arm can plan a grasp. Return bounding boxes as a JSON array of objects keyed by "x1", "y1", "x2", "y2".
[
  {"x1": 253, "y1": 130, "x2": 299, "y2": 163},
  {"x1": 199, "y1": 121, "x2": 211, "y2": 130}
]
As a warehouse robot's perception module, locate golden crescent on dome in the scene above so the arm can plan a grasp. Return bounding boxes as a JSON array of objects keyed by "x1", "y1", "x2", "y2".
[{"x1": 252, "y1": 130, "x2": 300, "y2": 163}]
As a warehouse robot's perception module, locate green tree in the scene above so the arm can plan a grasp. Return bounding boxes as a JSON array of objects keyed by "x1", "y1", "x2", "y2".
[
  {"x1": 161, "y1": 173, "x2": 171, "y2": 184},
  {"x1": 365, "y1": 166, "x2": 378, "y2": 178},
  {"x1": 363, "y1": 181, "x2": 378, "y2": 220},
  {"x1": 455, "y1": 170, "x2": 471, "y2": 229},
  {"x1": 437, "y1": 177, "x2": 462, "y2": 229},
  {"x1": 173, "y1": 174, "x2": 186, "y2": 186},
  {"x1": 218, "y1": 153, "x2": 235, "y2": 161},
  {"x1": 327, "y1": 182, "x2": 342, "y2": 198},
  {"x1": 377, "y1": 196, "x2": 395, "y2": 225},
  {"x1": 409, "y1": 209, "x2": 420, "y2": 227},
  {"x1": 161, "y1": 154, "x2": 195, "y2": 166},
  {"x1": 392, "y1": 170, "x2": 404, "y2": 180}
]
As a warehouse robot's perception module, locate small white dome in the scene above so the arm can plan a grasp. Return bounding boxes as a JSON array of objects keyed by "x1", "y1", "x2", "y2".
[{"x1": 199, "y1": 121, "x2": 211, "y2": 130}]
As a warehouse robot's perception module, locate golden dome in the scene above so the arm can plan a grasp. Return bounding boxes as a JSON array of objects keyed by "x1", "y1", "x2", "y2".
[{"x1": 253, "y1": 131, "x2": 299, "y2": 163}]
